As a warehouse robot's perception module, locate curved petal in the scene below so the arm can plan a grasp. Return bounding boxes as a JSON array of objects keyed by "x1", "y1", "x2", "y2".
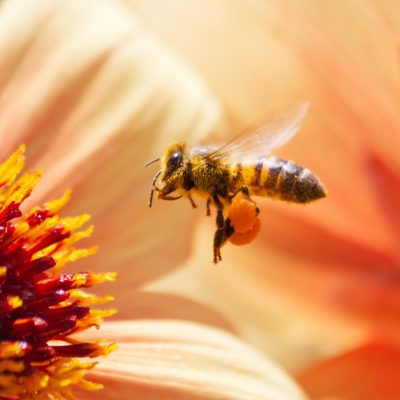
[
  {"x1": 109, "y1": 292, "x2": 235, "y2": 333},
  {"x1": 130, "y1": 0, "x2": 400, "y2": 261},
  {"x1": 132, "y1": 0, "x2": 305, "y2": 119},
  {"x1": 129, "y1": 0, "x2": 400, "y2": 369},
  {"x1": 149, "y1": 220, "x2": 371, "y2": 370},
  {"x1": 77, "y1": 320, "x2": 307, "y2": 400},
  {"x1": 254, "y1": 204, "x2": 399, "y2": 279},
  {"x1": 297, "y1": 338, "x2": 400, "y2": 400},
  {"x1": 0, "y1": 0, "x2": 225, "y2": 284}
]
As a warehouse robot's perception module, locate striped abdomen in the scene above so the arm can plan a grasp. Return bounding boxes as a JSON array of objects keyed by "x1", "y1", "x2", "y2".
[{"x1": 241, "y1": 156, "x2": 326, "y2": 203}]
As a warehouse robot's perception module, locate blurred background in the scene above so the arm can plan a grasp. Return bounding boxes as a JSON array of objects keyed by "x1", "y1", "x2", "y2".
[{"x1": 1, "y1": 1, "x2": 399, "y2": 399}]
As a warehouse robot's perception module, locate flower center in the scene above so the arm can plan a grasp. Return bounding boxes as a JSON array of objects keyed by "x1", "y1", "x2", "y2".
[{"x1": 0, "y1": 145, "x2": 116, "y2": 399}]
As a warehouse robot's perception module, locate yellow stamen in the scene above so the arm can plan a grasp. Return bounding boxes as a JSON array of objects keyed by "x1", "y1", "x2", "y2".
[
  {"x1": 60, "y1": 215, "x2": 91, "y2": 232},
  {"x1": 73, "y1": 272, "x2": 117, "y2": 287},
  {"x1": 76, "y1": 308, "x2": 118, "y2": 331},
  {"x1": 0, "y1": 341, "x2": 29, "y2": 358},
  {"x1": 7, "y1": 295, "x2": 23, "y2": 310},
  {"x1": 0, "y1": 359, "x2": 24, "y2": 373},
  {"x1": 70, "y1": 289, "x2": 115, "y2": 305},
  {"x1": 0, "y1": 144, "x2": 25, "y2": 190},
  {"x1": 0, "y1": 146, "x2": 116, "y2": 398},
  {"x1": 34, "y1": 189, "x2": 72, "y2": 216},
  {"x1": 53, "y1": 246, "x2": 98, "y2": 269},
  {"x1": 15, "y1": 215, "x2": 60, "y2": 243},
  {"x1": 3, "y1": 170, "x2": 42, "y2": 207},
  {"x1": 0, "y1": 266, "x2": 7, "y2": 278}
]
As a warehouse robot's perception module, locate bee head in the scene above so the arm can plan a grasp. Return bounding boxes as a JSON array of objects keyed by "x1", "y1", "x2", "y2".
[
  {"x1": 161, "y1": 141, "x2": 186, "y2": 176},
  {"x1": 146, "y1": 142, "x2": 187, "y2": 207},
  {"x1": 148, "y1": 141, "x2": 185, "y2": 202}
]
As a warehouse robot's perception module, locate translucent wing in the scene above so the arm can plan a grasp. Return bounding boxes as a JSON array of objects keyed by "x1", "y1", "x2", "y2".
[{"x1": 208, "y1": 102, "x2": 309, "y2": 163}]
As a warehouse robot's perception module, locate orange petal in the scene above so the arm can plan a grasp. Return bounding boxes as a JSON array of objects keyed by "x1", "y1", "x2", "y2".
[
  {"x1": 151, "y1": 219, "x2": 370, "y2": 370},
  {"x1": 256, "y1": 207, "x2": 398, "y2": 278},
  {"x1": 297, "y1": 338, "x2": 400, "y2": 400},
  {"x1": 76, "y1": 320, "x2": 307, "y2": 400},
  {"x1": 365, "y1": 149, "x2": 400, "y2": 239}
]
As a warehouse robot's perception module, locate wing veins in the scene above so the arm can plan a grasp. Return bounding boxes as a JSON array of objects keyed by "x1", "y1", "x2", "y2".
[{"x1": 207, "y1": 102, "x2": 309, "y2": 163}]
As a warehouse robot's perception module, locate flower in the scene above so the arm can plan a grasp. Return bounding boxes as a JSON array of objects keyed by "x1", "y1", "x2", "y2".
[
  {"x1": 0, "y1": 145, "x2": 116, "y2": 398},
  {"x1": 0, "y1": 0, "x2": 310, "y2": 398}
]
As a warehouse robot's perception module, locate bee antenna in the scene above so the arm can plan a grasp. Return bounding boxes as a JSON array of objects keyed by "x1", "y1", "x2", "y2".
[
  {"x1": 148, "y1": 170, "x2": 162, "y2": 208},
  {"x1": 145, "y1": 157, "x2": 160, "y2": 168}
]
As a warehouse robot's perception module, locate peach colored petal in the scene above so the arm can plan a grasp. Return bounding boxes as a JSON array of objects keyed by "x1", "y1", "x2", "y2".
[
  {"x1": 368, "y1": 0, "x2": 400, "y2": 39},
  {"x1": 130, "y1": 0, "x2": 399, "y2": 220},
  {"x1": 77, "y1": 320, "x2": 307, "y2": 400},
  {"x1": 297, "y1": 339, "x2": 400, "y2": 400},
  {"x1": 110, "y1": 292, "x2": 235, "y2": 333},
  {"x1": 157, "y1": 209, "x2": 400, "y2": 370},
  {"x1": 0, "y1": 0, "x2": 223, "y2": 203},
  {"x1": 0, "y1": 0, "x2": 225, "y2": 286},
  {"x1": 132, "y1": 0, "x2": 305, "y2": 119},
  {"x1": 149, "y1": 220, "x2": 371, "y2": 371},
  {"x1": 128, "y1": 0, "x2": 400, "y2": 265},
  {"x1": 129, "y1": 0, "x2": 400, "y2": 371}
]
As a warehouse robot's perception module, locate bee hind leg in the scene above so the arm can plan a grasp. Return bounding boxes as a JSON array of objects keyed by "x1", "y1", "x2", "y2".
[
  {"x1": 224, "y1": 217, "x2": 235, "y2": 240},
  {"x1": 213, "y1": 212, "x2": 235, "y2": 264},
  {"x1": 212, "y1": 195, "x2": 226, "y2": 264},
  {"x1": 240, "y1": 185, "x2": 250, "y2": 196},
  {"x1": 230, "y1": 185, "x2": 250, "y2": 201}
]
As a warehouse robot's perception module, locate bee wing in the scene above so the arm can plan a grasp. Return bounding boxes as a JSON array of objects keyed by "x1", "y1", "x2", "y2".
[{"x1": 207, "y1": 102, "x2": 309, "y2": 163}]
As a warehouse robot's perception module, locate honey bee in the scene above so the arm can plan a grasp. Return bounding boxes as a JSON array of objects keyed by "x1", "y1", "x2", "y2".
[{"x1": 146, "y1": 102, "x2": 326, "y2": 263}]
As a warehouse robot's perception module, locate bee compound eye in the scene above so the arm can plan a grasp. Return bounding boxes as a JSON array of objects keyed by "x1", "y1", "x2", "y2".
[{"x1": 168, "y1": 151, "x2": 182, "y2": 167}]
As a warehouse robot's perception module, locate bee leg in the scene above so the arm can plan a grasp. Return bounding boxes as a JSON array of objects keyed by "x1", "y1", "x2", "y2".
[
  {"x1": 213, "y1": 213, "x2": 236, "y2": 263},
  {"x1": 240, "y1": 186, "x2": 250, "y2": 196},
  {"x1": 206, "y1": 198, "x2": 212, "y2": 216},
  {"x1": 224, "y1": 217, "x2": 235, "y2": 240},
  {"x1": 188, "y1": 193, "x2": 198, "y2": 209},
  {"x1": 160, "y1": 194, "x2": 183, "y2": 201},
  {"x1": 231, "y1": 185, "x2": 250, "y2": 199},
  {"x1": 148, "y1": 170, "x2": 162, "y2": 207},
  {"x1": 212, "y1": 195, "x2": 225, "y2": 264}
]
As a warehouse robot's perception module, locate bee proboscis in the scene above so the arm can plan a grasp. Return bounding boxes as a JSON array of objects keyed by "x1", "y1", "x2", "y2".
[{"x1": 147, "y1": 102, "x2": 326, "y2": 263}]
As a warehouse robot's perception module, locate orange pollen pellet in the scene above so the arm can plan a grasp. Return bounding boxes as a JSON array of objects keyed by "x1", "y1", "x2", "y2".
[
  {"x1": 228, "y1": 196, "x2": 258, "y2": 233},
  {"x1": 229, "y1": 218, "x2": 261, "y2": 246}
]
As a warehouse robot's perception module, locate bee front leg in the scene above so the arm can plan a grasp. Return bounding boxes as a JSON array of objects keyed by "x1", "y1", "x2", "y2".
[
  {"x1": 188, "y1": 193, "x2": 198, "y2": 209},
  {"x1": 212, "y1": 195, "x2": 225, "y2": 264},
  {"x1": 206, "y1": 198, "x2": 212, "y2": 216}
]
